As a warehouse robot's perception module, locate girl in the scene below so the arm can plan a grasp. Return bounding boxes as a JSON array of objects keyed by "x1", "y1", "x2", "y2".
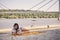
[
  {"x1": 12, "y1": 23, "x2": 23, "y2": 35},
  {"x1": 12, "y1": 23, "x2": 29, "y2": 35}
]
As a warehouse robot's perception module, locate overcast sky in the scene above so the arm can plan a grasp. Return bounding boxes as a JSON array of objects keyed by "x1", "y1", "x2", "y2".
[{"x1": 0, "y1": 0, "x2": 59, "y2": 12}]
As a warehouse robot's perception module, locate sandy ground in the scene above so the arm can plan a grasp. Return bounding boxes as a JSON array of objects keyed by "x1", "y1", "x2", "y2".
[{"x1": 0, "y1": 29, "x2": 60, "y2": 40}]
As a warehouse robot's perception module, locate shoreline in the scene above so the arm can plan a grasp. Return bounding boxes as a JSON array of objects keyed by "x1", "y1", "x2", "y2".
[{"x1": 0, "y1": 25, "x2": 60, "y2": 33}]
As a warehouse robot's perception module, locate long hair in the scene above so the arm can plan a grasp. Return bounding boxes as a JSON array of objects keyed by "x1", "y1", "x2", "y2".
[{"x1": 13, "y1": 23, "x2": 19, "y2": 30}]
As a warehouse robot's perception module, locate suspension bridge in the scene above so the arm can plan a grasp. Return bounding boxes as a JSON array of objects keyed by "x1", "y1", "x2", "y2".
[
  {"x1": 0, "y1": 0, "x2": 60, "y2": 19},
  {"x1": 0, "y1": 0, "x2": 60, "y2": 38}
]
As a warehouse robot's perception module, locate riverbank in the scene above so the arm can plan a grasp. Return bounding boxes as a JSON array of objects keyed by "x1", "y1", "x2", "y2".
[{"x1": 0, "y1": 24, "x2": 60, "y2": 33}]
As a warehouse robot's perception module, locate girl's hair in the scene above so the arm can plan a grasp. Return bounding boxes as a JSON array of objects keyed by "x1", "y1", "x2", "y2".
[{"x1": 13, "y1": 23, "x2": 19, "y2": 30}]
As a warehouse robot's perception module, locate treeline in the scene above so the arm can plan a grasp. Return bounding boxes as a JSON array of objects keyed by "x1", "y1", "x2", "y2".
[
  {"x1": 0, "y1": 9, "x2": 59, "y2": 19},
  {"x1": 0, "y1": 13, "x2": 58, "y2": 19}
]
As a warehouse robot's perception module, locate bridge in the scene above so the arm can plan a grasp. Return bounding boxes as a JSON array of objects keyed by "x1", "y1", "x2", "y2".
[{"x1": 0, "y1": 0, "x2": 60, "y2": 20}]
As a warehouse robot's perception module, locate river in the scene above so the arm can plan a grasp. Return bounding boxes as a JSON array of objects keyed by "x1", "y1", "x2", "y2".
[{"x1": 0, "y1": 18, "x2": 60, "y2": 29}]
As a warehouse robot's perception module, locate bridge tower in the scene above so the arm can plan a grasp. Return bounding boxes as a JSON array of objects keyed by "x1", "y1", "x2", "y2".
[{"x1": 58, "y1": 0, "x2": 60, "y2": 20}]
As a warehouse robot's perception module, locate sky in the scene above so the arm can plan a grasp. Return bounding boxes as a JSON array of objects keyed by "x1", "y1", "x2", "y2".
[{"x1": 0, "y1": 0, "x2": 59, "y2": 12}]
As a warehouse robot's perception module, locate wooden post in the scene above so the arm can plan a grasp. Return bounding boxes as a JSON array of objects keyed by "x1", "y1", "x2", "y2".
[{"x1": 47, "y1": 25, "x2": 49, "y2": 28}]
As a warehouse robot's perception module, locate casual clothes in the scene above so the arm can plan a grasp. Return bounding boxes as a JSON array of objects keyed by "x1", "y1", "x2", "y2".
[{"x1": 12, "y1": 27, "x2": 23, "y2": 34}]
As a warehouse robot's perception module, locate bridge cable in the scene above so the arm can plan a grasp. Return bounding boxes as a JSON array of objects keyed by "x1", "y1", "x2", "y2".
[
  {"x1": 37, "y1": 0, "x2": 53, "y2": 10},
  {"x1": 0, "y1": 2, "x2": 10, "y2": 9},
  {"x1": 46, "y1": 0, "x2": 58, "y2": 11},
  {"x1": 0, "y1": 2, "x2": 14, "y2": 13},
  {"x1": 29, "y1": 0, "x2": 46, "y2": 10},
  {"x1": 0, "y1": 5, "x2": 4, "y2": 9}
]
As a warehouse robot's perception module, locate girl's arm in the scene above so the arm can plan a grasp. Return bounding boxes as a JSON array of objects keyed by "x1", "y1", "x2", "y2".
[
  {"x1": 22, "y1": 28, "x2": 29, "y2": 31},
  {"x1": 12, "y1": 29, "x2": 16, "y2": 35}
]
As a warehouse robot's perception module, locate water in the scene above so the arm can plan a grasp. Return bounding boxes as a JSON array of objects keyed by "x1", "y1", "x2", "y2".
[
  {"x1": 0, "y1": 18, "x2": 60, "y2": 40},
  {"x1": 0, "y1": 29, "x2": 60, "y2": 40},
  {"x1": 0, "y1": 18, "x2": 60, "y2": 29}
]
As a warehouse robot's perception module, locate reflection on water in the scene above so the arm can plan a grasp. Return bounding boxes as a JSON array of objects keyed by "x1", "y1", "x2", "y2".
[
  {"x1": 0, "y1": 33, "x2": 11, "y2": 40},
  {"x1": 0, "y1": 18, "x2": 60, "y2": 29},
  {"x1": 0, "y1": 29, "x2": 60, "y2": 40}
]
